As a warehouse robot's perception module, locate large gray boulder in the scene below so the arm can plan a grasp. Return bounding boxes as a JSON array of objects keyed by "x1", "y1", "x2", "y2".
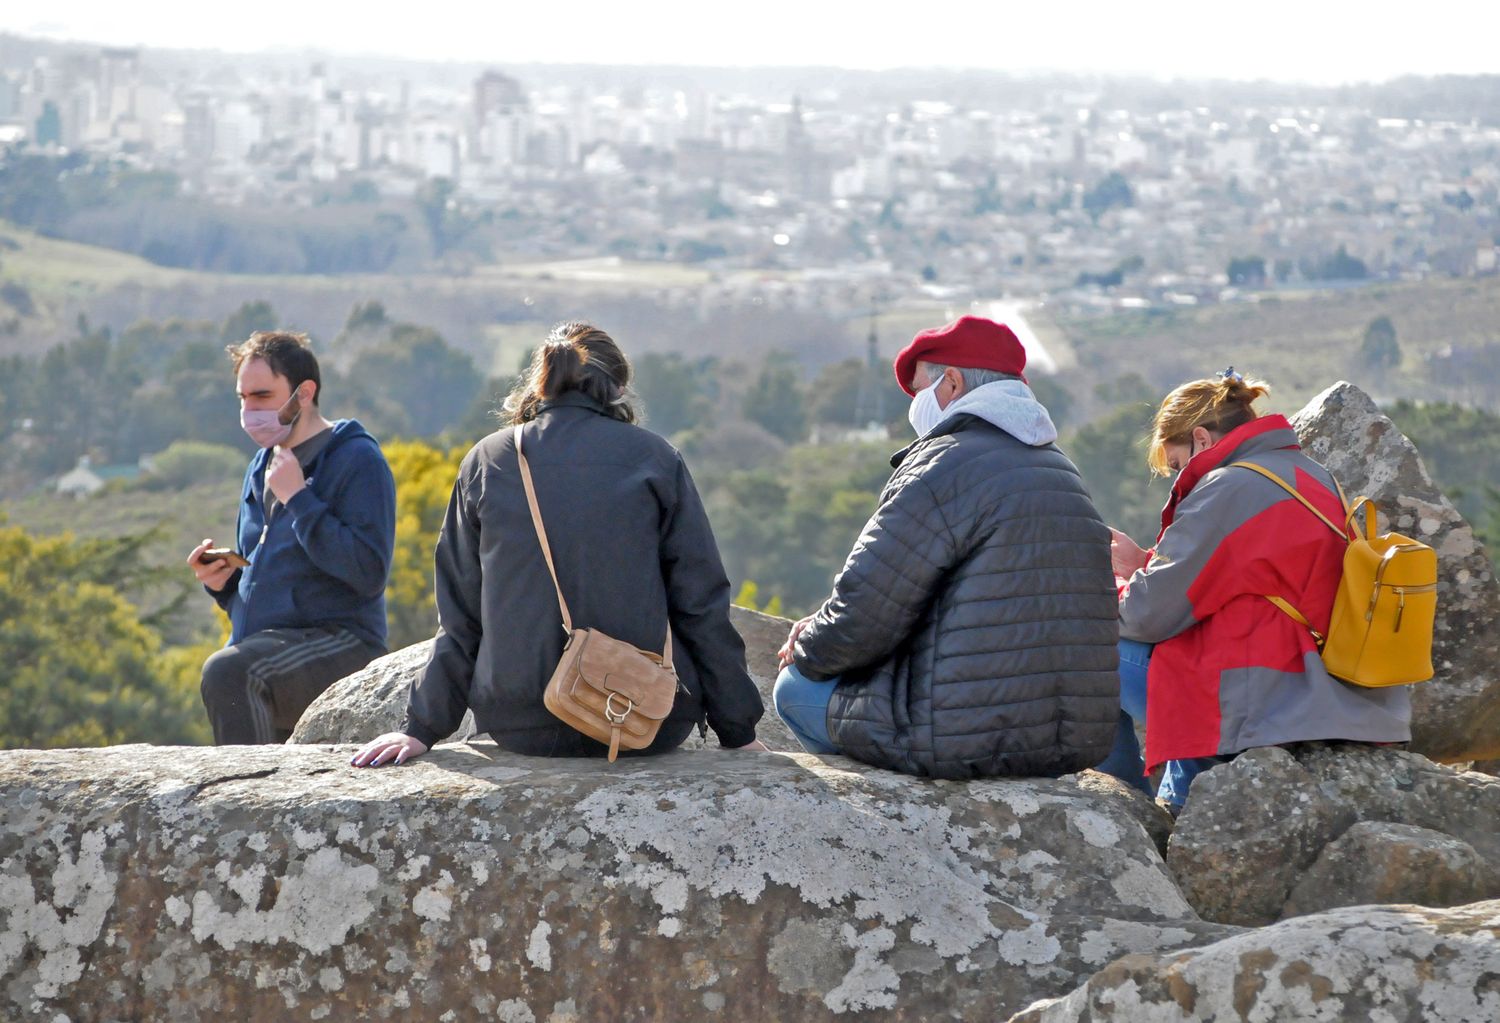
[
  {"x1": 1282, "y1": 821, "x2": 1500, "y2": 919},
  {"x1": 291, "y1": 638, "x2": 480, "y2": 744},
  {"x1": 0, "y1": 743, "x2": 1232, "y2": 1021},
  {"x1": 292, "y1": 606, "x2": 801, "y2": 753},
  {"x1": 1007, "y1": 899, "x2": 1500, "y2": 1023},
  {"x1": 1292, "y1": 381, "x2": 1500, "y2": 761},
  {"x1": 1167, "y1": 744, "x2": 1500, "y2": 926}
]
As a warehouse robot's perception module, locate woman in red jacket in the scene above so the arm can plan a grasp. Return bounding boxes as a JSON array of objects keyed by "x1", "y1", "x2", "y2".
[{"x1": 1097, "y1": 369, "x2": 1411, "y2": 813}]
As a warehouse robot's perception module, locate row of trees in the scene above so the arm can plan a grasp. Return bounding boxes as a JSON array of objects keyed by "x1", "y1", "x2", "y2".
[
  {"x1": 1224, "y1": 247, "x2": 1372, "y2": 287},
  {"x1": 0, "y1": 299, "x2": 489, "y2": 483}
]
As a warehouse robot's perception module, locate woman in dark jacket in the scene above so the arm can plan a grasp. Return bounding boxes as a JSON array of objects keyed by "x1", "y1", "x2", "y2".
[{"x1": 354, "y1": 322, "x2": 765, "y2": 766}]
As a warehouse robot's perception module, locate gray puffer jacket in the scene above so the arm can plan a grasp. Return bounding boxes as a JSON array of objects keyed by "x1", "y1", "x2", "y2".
[{"x1": 795, "y1": 413, "x2": 1120, "y2": 779}]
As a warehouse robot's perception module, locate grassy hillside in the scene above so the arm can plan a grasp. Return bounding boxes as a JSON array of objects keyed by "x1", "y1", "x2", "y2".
[
  {"x1": 0, "y1": 223, "x2": 847, "y2": 369},
  {"x1": 2, "y1": 478, "x2": 241, "y2": 645},
  {"x1": 1055, "y1": 278, "x2": 1500, "y2": 419}
]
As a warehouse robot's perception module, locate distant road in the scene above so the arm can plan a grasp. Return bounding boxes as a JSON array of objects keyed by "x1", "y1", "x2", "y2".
[{"x1": 981, "y1": 300, "x2": 1066, "y2": 375}]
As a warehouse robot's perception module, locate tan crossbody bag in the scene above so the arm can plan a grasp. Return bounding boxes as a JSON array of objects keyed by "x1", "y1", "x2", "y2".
[{"x1": 514, "y1": 425, "x2": 678, "y2": 761}]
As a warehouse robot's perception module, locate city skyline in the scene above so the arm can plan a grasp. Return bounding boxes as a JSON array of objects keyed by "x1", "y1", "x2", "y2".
[{"x1": 3, "y1": 1, "x2": 1498, "y2": 85}]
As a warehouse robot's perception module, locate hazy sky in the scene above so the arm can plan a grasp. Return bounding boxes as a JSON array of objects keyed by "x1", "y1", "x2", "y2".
[{"x1": 3, "y1": 2, "x2": 1497, "y2": 84}]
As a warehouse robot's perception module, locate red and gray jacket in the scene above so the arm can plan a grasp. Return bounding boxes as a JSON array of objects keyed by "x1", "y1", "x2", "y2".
[{"x1": 1118, "y1": 415, "x2": 1411, "y2": 771}]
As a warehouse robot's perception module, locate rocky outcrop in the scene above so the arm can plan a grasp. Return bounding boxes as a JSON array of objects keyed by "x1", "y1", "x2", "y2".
[
  {"x1": 1007, "y1": 899, "x2": 1500, "y2": 1023},
  {"x1": 1281, "y1": 821, "x2": 1500, "y2": 919},
  {"x1": 291, "y1": 638, "x2": 479, "y2": 744},
  {"x1": 1166, "y1": 744, "x2": 1500, "y2": 926},
  {"x1": 0, "y1": 743, "x2": 1232, "y2": 1021},
  {"x1": 1292, "y1": 381, "x2": 1500, "y2": 761},
  {"x1": 1072, "y1": 769, "x2": 1176, "y2": 859},
  {"x1": 291, "y1": 606, "x2": 801, "y2": 753}
]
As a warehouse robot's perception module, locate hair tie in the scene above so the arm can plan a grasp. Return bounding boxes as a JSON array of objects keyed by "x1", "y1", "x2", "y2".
[{"x1": 1217, "y1": 366, "x2": 1243, "y2": 384}]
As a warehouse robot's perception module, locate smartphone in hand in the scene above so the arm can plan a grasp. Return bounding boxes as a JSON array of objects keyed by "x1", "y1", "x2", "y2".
[{"x1": 200, "y1": 547, "x2": 250, "y2": 569}]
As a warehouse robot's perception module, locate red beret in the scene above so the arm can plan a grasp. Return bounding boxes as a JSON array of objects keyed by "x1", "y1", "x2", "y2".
[{"x1": 892, "y1": 315, "x2": 1027, "y2": 395}]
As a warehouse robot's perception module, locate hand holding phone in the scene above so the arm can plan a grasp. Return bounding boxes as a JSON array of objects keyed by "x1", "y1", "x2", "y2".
[
  {"x1": 189, "y1": 538, "x2": 241, "y2": 593},
  {"x1": 200, "y1": 547, "x2": 250, "y2": 569}
]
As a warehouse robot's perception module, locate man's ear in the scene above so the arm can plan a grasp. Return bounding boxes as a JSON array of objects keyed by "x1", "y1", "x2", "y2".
[{"x1": 944, "y1": 366, "x2": 965, "y2": 401}]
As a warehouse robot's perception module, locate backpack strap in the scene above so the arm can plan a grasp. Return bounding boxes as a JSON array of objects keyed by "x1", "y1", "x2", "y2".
[
  {"x1": 1228, "y1": 461, "x2": 1348, "y2": 539},
  {"x1": 1227, "y1": 460, "x2": 1348, "y2": 646}
]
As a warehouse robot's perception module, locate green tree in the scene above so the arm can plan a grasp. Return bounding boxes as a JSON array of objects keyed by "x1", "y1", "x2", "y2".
[
  {"x1": 1226, "y1": 255, "x2": 1267, "y2": 287},
  {"x1": 634, "y1": 353, "x2": 714, "y2": 437},
  {"x1": 1082, "y1": 171, "x2": 1133, "y2": 220},
  {"x1": 34, "y1": 101, "x2": 61, "y2": 146},
  {"x1": 343, "y1": 326, "x2": 481, "y2": 438},
  {"x1": 1303, "y1": 246, "x2": 1368, "y2": 281},
  {"x1": 704, "y1": 440, "x2": 892, "y2": 614},
  {"x1": 1028, "y1": 376, "x2": 1076, "y2": 430},
  {"x1": 807, "y1": 359, "x2": 866, "y2": 427},
  {"x1": 0, "y1": 523, "x2": 209, "y2": 748},
  {"x1": 741, "y1": 357, "x2": 809, "y2": 444},
  {"x1": 383, "y1": 440, "x2": 468, "y2": 649},
  {"x1": 220, "y1": 300, "x2": 278, "y2": 344},
  {"x1": 344, "y1": 300, "x2": 390, "y2": 334},
  {"x1": 1384, "y1": 400, "x2": 1500, "y2": 535},
  {"x1": 416, "y1": 177, "x2": 459, "y2": 258},
  {"x1": 139, "y1": 440, "x2": 246, "y2": 491},
  {"x1": 1065, "y1": 401, "x2": 1169, "y2": 546},
  {"x1": 1360, "y1": 315, "x2": 1400, "y2": 371}
]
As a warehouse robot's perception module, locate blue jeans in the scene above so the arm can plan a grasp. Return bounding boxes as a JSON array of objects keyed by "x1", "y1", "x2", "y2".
[
  {"x1": 1096, "y1": 638, "x2": 1222, "y2": 810},
  {"x1": 773, "y1": 663, "x2": 840, "y2": 754}
]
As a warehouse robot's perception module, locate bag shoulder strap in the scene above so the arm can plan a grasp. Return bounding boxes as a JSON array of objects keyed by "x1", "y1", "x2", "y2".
[
  {"x1": 515, "y1": 424, "x2": 573, "y2": 634},
  {"x1": 513, "y1": 425, "x2": 673, "y2": 667},
  {"x1": 1228, "y1": 461, "x2": 1348, "y2": 539}
]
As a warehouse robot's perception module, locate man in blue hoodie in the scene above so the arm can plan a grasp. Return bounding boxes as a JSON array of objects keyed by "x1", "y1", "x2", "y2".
[{"x1": 188, "y1": 331, "x2": 396, "y2": 744}]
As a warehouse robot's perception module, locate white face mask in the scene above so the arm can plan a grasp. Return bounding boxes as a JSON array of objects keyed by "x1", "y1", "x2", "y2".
[{"x1": 907, "y1": 373, "x2": 948, "y2": 437}]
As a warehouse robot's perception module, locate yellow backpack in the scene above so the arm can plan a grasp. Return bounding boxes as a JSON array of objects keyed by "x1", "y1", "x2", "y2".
[{"x1": 1231, "y1": 462, "x2": 1437, "y2": 687}]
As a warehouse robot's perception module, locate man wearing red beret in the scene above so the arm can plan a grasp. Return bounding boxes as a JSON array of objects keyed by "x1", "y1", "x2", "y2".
[{"x1": 772, "y1": 315, "x2": 1120, "y2": 779}]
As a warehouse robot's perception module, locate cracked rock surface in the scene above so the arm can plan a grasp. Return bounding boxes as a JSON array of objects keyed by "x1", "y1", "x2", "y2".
[
  {"x1": 1007, "y1": 899, "x2": 1500, "y2": 1023},
  {"x1": 0, "y1": 742, "x2": 1230, "y2": 1021},
  {"x1": 1167, "y1": 744, "x2": 1500, "y2": 926}
]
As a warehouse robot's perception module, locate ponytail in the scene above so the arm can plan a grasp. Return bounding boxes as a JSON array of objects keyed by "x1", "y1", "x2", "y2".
[
  {"x1": 1146, "y1": 367, "x2": 1270, "y2": 476},
  {"x1": 503, "y1": 321, "x2": 638, "y2": 425}
]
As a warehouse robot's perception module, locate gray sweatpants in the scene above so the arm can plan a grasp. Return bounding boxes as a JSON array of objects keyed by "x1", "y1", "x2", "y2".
[{"x1": 199, "y1": 626, "x2": 383, "y2": 744}]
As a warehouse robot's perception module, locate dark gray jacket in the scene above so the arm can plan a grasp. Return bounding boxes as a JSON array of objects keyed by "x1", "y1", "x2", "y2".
[
  {"x1": 795, "y1": 413, "x2": 1119, "y2": 779},
  {"x1": 403, "y1": 393, "x2": 763, "y2": 754}
]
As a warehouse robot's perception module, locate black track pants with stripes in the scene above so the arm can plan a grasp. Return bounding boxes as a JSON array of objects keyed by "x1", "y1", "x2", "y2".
[{"x1": 200, "y1": 626, "x2": 384, "y2": 744}]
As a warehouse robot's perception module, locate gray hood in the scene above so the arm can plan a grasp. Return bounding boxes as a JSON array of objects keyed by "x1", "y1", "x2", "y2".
[{"x1": 929, "y1": 379, "x2": 1058, "y2": 446}]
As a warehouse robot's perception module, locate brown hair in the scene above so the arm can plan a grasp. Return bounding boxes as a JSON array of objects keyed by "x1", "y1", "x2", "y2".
[
  {"x1": 1147, "y1": 370, "x2": 1270, "y2": 476},
  {"x1": 226, "y1": 330, "x2": 322, "y2": 404},
  {"x1": 502, "y1": 321, "x2": 637, "y2": 425}
]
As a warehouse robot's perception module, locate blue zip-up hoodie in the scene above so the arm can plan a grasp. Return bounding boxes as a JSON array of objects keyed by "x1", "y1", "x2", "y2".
[{"x1": 212, "y1": 419, "x2": 396, "y2": 649}]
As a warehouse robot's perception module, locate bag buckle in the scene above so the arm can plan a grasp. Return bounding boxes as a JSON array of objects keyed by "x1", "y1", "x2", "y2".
[{"x1": 604, "y1": 691, "x2": 634, "y2": 724}]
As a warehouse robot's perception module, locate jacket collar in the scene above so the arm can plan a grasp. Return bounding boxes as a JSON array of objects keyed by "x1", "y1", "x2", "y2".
[
  {"x1": 891, "y1": 412, "x2": 980, "y2": 467},
  {"x1": 1158, "y1": 414, "x2": 1301, "y2": 533},
  {"x1": 538, "y1": 390, "x2": 610, "y2": 416}
]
